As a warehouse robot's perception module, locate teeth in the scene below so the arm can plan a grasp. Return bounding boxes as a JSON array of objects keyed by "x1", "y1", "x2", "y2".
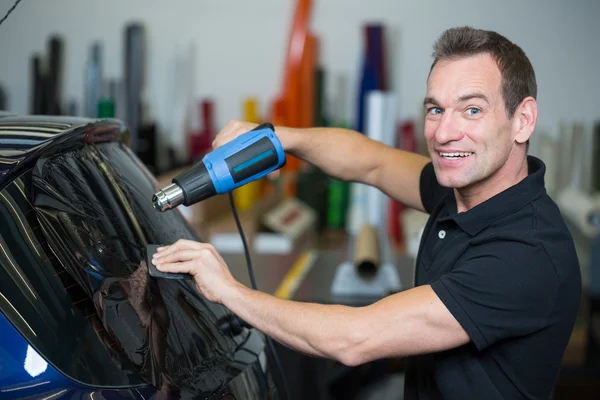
[{"x1": 439, "y1": 152, "x2": 473, "y2": 158}]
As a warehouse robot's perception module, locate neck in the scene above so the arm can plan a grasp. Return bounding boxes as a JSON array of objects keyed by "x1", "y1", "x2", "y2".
[{"x1": 455, "y1": 152, "x2": 529, "y2": 213}]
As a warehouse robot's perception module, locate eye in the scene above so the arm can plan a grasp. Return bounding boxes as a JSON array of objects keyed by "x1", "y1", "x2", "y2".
[
  {"x1": 427, "y1": 107, "x2": 443, "y2": 115},
  {"x1": 466, "y1": 107, "x2": 481, "y2": 116}
]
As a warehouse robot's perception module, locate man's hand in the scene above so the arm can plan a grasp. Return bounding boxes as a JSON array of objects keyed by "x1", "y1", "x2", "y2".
[
  {"x1": 152, "y1": 239, "x2": 239, "y2": 304},
  {"x1": 212, "y1": 120, "x2": 258, "y2": 150}
]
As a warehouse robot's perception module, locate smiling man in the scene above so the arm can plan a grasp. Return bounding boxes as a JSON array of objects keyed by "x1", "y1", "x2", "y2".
[{"x1": 153, "y1": 26, "x2": 582, "y2": 399}]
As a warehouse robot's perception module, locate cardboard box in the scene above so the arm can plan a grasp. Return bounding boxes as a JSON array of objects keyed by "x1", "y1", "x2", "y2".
[
  {"x1": 206, "y1": 192, "x2": 281, "y2": 253},
  {"x1": 254, "y1": 197, "x2": 317, "y2": 254}
]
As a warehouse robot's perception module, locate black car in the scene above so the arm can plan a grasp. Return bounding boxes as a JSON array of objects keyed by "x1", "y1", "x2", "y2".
[{"x1": 0, "y1": 114, "x2": 284, "y2": 399}]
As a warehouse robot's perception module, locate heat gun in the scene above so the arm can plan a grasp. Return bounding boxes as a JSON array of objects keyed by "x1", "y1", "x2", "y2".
[{"x1": 152, "y1": 122, "x2": 286, "y2": 212}]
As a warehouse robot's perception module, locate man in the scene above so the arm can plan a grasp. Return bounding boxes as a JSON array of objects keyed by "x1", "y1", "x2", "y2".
[{"x1": 153, "y1": 26, "x2": 582, "y2": 399}]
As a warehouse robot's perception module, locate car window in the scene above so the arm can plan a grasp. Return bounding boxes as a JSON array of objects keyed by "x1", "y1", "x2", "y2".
[
  {"x1": 0, "y1": 175, "x2": 144, "y2": 387},
  {"x1": 0, "y1": 141, "x2": 250, "y2": 395}
]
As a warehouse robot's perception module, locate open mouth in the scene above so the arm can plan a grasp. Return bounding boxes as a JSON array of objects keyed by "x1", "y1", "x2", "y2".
[{"x1": 438, "y1": 151, "x2": 473, "y2": 160}]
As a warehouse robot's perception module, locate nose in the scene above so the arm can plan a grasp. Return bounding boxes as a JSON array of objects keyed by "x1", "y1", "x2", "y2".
[{"x1": 434, "y1": 113, "x2": 463, "y2": 144}]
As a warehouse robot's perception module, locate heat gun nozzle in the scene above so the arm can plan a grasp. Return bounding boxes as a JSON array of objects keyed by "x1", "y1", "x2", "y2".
[{"x1": 152, "y1": 183, "x2": 185, "y2": 212}]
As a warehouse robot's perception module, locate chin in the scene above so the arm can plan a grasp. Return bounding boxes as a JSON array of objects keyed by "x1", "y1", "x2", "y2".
[{"x1": 436, "y1": 173, "x2": 474, "y2": 189}]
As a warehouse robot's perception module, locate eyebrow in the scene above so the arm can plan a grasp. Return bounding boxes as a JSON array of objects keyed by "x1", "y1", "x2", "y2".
[
  {"x1": 423, "y1": 92, "x2": 489, "y2": 107},
  {"x1": 423, "y1": 97, "x2": 439, "y2": 107},
  {"x1": 457, "y1": 92, "x2": 489, "y2": 104}
]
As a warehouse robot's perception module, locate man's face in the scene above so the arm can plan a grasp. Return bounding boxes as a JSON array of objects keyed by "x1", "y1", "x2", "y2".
[{"x1": 424, "y1": 53, "x2": 517, "y2": 189}]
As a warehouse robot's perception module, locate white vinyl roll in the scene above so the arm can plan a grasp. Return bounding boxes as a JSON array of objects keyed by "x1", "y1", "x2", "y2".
[
  {"x1": 364, "y1": 91, "x2": 397, "y2": 264},
  {"x1": 167, "y1": 40, "x2": 197, "y2": 167},
  {"x1": 347, "y1": 182, "x2": 367, "y2": 236},
  {"x1": 365, "y1": 91, "x2": 396, "y2": 228},
  {"x1": 557, "y1": 121, "x2": 574, "y2": 193},
  {"x1": 538, "y1": 132, "x2": 559, "y2": 197}
]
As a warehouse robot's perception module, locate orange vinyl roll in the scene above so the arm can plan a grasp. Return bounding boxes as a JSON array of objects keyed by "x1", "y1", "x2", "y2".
[
  {"x1": 272, "y1": 0, "x2": 313, "y2": 197},
  {"x1": 299, "y1": 34, "x2": 317, "y2": 128},
  {"x1": 271, "y1": 98, "x2": 286, "y2": 126},
  {"x1": 291, "y1": 33, "x2": 317, "y2": 174},
  {"x1": 281, "y1": 0, "x2": 312, "y2": 125},
  {"x1": 282, "y1": 0, "x2": 312, "y2": 173}
]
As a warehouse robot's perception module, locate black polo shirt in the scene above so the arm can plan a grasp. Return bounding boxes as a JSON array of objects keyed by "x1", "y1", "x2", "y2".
[{"x1": 404, "y1": 156, "x2": 582, "y2": 400}]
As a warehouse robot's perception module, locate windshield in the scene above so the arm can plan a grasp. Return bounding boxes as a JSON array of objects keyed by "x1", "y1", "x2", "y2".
[{"x1": 0, "y1": 141, "x2": 258, "y2": 397}]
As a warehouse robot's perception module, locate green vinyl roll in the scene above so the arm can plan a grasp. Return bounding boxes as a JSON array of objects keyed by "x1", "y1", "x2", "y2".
[
  {"x1": 97, "y1": 99, "x2": 115, "y2": 118},
  {"x1": 326, "y1": 118, "x2": 351, "y2": 229},
  {"x1": 326, "y1": 178, "x2": 350, "y2": 229}
]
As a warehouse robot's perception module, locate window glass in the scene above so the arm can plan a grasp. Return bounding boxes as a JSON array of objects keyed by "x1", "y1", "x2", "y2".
[{"x1": 0, "y1": 142, "x2": 251, "y2": 396}]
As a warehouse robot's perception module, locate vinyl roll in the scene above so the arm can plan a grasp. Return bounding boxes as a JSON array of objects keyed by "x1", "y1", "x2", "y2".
[
  {"x1": 314, "y1": 67, "x2": 326, "y2": 126},
  {"x1": 234, "y1": 97, "x2": 262, "y2": 211},
  {"x1": 365, "y1": 91, "x2": 396, "y2": 227},
  {"x1": 326, "y1": 179, "x2": 349, "y2": 229},
  {"x1": 593, "y1": 122, "x2": 600, "y2": 192},
  {"x1": 356, "y1": 24, "x2": 387, "y2": 134},
  {"x1": 0, "y1": 84, "x2": 8, "y2": 110},
  {"x1": 124, "y1": 23, "x2": 145, "y2": 152},
  {"x1": 46, "y1": 35, "x2": 63, "y2": 115},
  {"x1": 346, "y1": 91, "x2": 395, "y2": 236},
  {"x1": 332, "y1": 73, "x2": 348, "y2": 127},
  {"x1": 353, "y1": 224, "x2": 380, "y2": 279},
  {"x1": 557, "y1": 121, "x2": 574, "y2": 193},
  {"x1": 538, "y1": 132, "x2": 559, "y2": 197},
  {"x1": 347, "y1": 182, "x2": 366, "y2": 235},
  {"x1": 85, "y1": 42, "x2": 102, "y2": 118},
  {"x1": 296, "y1": 166, "x2": 328, "y2": 230},
  {"x1": 30, "y1": 55, "x2": 44, "y2": 114},
  {"x1": 570, "y1": 123, "x2": 586, "y2": 191}
]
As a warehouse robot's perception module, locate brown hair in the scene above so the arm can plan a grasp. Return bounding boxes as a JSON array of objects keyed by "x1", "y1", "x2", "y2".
[{"x1": 430, "y1": 26, "x2": 537, "y2": 119}]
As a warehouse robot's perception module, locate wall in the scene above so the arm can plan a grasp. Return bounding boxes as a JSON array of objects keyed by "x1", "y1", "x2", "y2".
[{"x1": 1, "y1": 0, "x2": 599, "y2": 146}]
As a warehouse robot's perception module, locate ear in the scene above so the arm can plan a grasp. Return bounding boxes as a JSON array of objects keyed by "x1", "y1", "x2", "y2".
[{"x1": 512, "y1": 97, "x2": 537, "y2": 144}]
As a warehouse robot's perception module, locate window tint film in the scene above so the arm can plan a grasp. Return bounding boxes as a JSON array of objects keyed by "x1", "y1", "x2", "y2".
[
  {"x1": 0, "y1": 141, "x2": 268, "y2": 397},
  {"x1": 0, "y1": 176, "x2": 144, "y2": 387}
]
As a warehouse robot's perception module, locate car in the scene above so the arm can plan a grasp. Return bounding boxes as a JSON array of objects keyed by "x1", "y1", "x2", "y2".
[{"x1": 0, "y1": 114, "x2": 285, "y2": 399}]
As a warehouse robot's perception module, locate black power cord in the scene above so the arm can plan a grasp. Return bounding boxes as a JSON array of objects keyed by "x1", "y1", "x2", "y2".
[
  {"x1": 0, "y1": 0, "x2": 23, "y2": 26},
  {"x1": 228, "y1": 192, "x2": 291, "y2": 400}
]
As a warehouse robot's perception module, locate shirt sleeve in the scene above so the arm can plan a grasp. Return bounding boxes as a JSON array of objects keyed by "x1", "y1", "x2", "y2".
[
  {"x1": 430, "y1": 237, "x2": 559, "y2": 351},
  {"x1": 419, "y1": 162, "x2": 451, "y2": 214}
]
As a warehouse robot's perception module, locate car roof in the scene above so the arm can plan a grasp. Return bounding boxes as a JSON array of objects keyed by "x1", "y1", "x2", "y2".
[{"x1": 0, "y1": 115, "x2": 129, "y2": 188}]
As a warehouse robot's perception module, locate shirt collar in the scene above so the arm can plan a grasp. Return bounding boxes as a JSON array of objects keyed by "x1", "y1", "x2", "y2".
[{"x1": 439, "y1": 156, "x2": 547, "y2": 236}]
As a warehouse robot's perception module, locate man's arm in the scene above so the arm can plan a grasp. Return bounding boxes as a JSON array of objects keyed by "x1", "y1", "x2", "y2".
[
  {"x1": 223, "y1": 283, "x2": 470, "y2": 366},
  {"x1": 281, "y1": 126, "x2": 431, "y2": 212},
  {"x1": 153, "y1": 239, "x2": 469, "y2": 366},
  {"x1": 213, "y1": 121, "x2": 431, "y2": 212}
]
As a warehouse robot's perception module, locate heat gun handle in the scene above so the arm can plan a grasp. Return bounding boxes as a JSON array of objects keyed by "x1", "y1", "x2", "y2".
[{"x1": 204, "y1": 123, "x2": 287, "y2": 194}]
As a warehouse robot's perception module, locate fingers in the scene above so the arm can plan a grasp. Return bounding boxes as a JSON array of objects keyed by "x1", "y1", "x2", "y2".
[
  {"x1": 156, "y1": 238, "x2": 203, "y2": 256},
  {"x1": 212, "y1": 120, "x2": 257, "y2": 149},
  {"x1": 212, "y1": 120, "x2": 238, "y2": 149},
  {"x1": 153, "y1": 249, "x2": 205, "y2": 267},
  {"x1": 155, "y1": 260, "x2": 196, "y2": 276},
  {"x1": 154, "y1": 243, "x2": 216, "y2": 277}
]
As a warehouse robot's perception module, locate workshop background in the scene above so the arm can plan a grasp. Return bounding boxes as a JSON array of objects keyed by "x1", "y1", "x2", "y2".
[{"x1": 1, "y1": 0, "x2": 600, "y2": 399}]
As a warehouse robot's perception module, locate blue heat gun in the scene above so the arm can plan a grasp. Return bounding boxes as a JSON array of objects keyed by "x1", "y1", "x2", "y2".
[{"x1": 152, "y1": 122, "x2": 286, "y2": 211}]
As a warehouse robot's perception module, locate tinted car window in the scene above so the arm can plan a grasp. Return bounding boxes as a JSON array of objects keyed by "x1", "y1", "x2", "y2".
[
  {"x1": 0, "y1": 175, "x2": 144, "y2": 387},
  {"x1": 0, "y1": 141, "x2": 254, "y2": 396}
]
